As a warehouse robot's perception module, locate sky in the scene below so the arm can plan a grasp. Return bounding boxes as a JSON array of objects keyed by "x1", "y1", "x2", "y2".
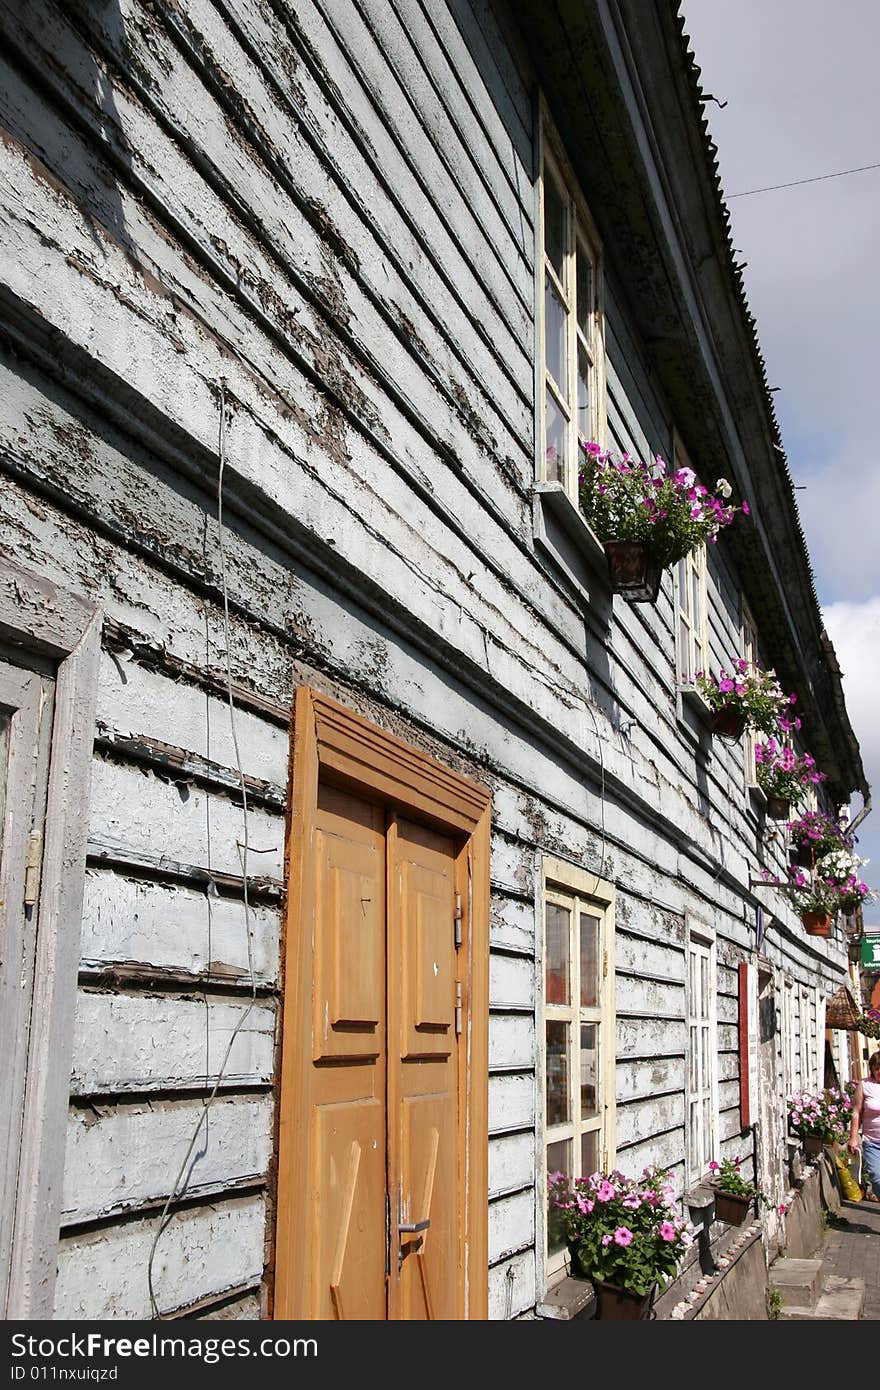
[{"x1": 679, "y1": 0, "x2": 880, "y2": 914}]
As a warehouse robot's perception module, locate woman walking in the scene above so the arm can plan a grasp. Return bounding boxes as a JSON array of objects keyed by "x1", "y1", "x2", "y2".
[{"x1": 848, "y1": 1051, "x2": 880, "y2": 1201}]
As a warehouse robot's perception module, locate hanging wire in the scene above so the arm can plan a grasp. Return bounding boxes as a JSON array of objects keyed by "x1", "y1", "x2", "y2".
[{"x1": 147, "y1": 380, "x2": 259, "y2": 1318}]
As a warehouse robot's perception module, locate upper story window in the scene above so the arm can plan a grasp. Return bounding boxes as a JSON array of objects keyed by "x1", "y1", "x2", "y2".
[
  {"x1": 674, "y1": 442, "x2": 707, "y2": 687},
  {"x1": 539, "y1": 109, "x2": 605, "y2": 503},
  {"x1": 742, "y1": 604, "x2": 759, "y2": 786},
  {"x1": 542, "y1": 856, "x2": 615, "y2": 1286}
]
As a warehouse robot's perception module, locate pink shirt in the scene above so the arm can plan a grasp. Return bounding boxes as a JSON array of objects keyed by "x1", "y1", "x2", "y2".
[{"x1": 861, "y1": 1079, "x2": 880, "y2": 1144}]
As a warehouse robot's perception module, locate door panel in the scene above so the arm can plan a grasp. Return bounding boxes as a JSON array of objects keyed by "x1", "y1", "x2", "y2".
[
  {"x1": 305, "y1": 784, "x2": 387, "y2": 1318},
  {"x1": 389, "y1": 817, "x2": 458, "y2": 1321}
]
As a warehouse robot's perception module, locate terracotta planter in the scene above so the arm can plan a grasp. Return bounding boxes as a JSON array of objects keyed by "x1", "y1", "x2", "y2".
[
  {"x1": 593, "y1": 1279, "x2": 656, "y2": 1320},
  {"x1": 765, "y1": 795, "x2": 791, "y2": 820},
  {"x1": 712, "y1": 1188, "x2": 751, "y2": 1226},
  {"x1": 710, "y1": 706, "x2": 745, "y2": 740},
  {"x1": 801, "y1": 910, "x2": 832, "y2": 937},
  {"x1": 602, "y1": 540, "x2": 662, "y2": 604}
]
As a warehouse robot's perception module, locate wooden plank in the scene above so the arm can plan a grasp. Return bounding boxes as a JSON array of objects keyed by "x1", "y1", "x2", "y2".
[
  {"x1": 80, "y1": 870, "x2": 279, "y2": 985},
  {"x1": 490, "y1": 893, "x2": 536, "y2": 956},
  {"x1": 69, "y1": 991, "x2": 276, "y2": 1096},
  {"x1": 97, "y1": 650, "x2": 288, "y2": 788},
  {"x1": 615, "y1": 1056, "x2": 687, "y2": 1104},
  {"x1": 488, "y1": 1250, "x2": 537, "y2": 1318},
  {"x1": 488, "y1": 1131, "x2": 536, "y2": 1201},
  {"x1": 487, "y1": 1188, "x2": 533, "y2": 1264},
  {"x1": 488, "y1": 1073, "x2": 535, "y2": 1134},
  {"x1": 54, "y1": 1194, "x2": 266, "y2": 1319},
  {"x1": 196, "y1": 1290, "x2": 261, "y2": 1320},
  {"x1": 87, "y1": 756, "x2": 285, "y2": 883},
  {"x1": 61, "y1": 1094, "x2": 273, "y2": 1225},
  {"x1": 489, "y1": 952, "x2": 534, "y2": 1012},
  {"x1": 488, "y1": 1014, "x2": 534, "y2": 1073}
]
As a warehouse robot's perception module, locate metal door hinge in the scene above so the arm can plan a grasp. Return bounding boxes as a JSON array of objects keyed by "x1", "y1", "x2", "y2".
[
  {"x1": 23, "y1": 832, "x2": 43, "y2": 908},
  {"x1": 453, "y1": 892, "x2": 462, "y2": 947},
  {"x1": 455, "y1": 981, "x2": 463, "y2": 1035}
]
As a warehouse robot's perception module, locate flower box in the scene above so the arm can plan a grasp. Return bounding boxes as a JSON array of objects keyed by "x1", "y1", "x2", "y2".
[
  {"x1": 712, "y1": 1188, "x2": 751, "y2": 1226},
  {"x1": 710, "y1": 706, "x2": 745, "y2": 740},
  {"x1": 593, "y1": 1279, "x2": 655, "y2": 1320},
  {"x1": 766, "y1": 795, "x2": 791, "y2": 820},
  {"x1": 602, "y1": 540, "x2": 662, "y2": 604},
  {"x1": 801, "y1": 910, "x2": 831, "y2": 937}
]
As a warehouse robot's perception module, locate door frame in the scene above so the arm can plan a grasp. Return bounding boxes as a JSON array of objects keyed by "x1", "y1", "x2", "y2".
[
  {"x1": 0, "y1": 558, "x2": 101, "y2": 1317},
  {"x1": 273, "y1": 686, "x2": 491, "y2": 1319}
]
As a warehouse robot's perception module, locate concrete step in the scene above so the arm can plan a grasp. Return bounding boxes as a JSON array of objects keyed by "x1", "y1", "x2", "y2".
[
  {"x1": 779, "y1": 1275, "x2": 864, "y2": 1321},
  {"x1": 770, "y1": 1257, "x2": 823, "y2": 1309}
]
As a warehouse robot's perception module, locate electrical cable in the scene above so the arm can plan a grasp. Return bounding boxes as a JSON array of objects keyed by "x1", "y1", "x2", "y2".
[
  {"x1": 728, "y1": 159, "x2": 880, "y2": 199},
  {"x1": 147, "y1": 380, "x2": 258, "y2": 1319}
]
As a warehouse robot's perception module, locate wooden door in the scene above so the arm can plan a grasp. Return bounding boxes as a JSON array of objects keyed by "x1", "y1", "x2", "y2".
[{"x1": 274, "y1": 689, "x2": 490, "y2": 1320}]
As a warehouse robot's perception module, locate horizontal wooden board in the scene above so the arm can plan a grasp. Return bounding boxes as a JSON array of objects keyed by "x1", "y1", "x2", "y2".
[
  {"x1": 70, "y1": 992, "x2": 276, "y2": 1096},
  {"x1": 489, "y1": 1130, "x2": 536, "y2": 1201},
  {"x1": 488, "y1": 1250, "x2": 537, "y2": 1319},
  {"x1": 489, "y1": 952, "x2": 534, "y2": 1011},
  {"x1": 87, "y1": 756, "x2": 285, "y2": 883},
  {"x1": 54, "y1": 1194, "x2": 266, "y2": 1319},
  {"x1": 62, "y1": 1095, "x2": 274, "y2": 1225},
  {"x1": 488, "y1": 1072, "x2": 535, "y2": 1133},
  {"x1": 488, "y1": 1188, "x2": 534, "y2": 1265},
  {"x1": 79, "y1": 870, "x2": 280, "y2": 985},
  {"x1": 488, "y1": 1013, "x2": 534, "y2": 1073}
]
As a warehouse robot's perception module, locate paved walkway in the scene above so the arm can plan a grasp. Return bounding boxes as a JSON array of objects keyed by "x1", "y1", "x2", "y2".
[{"x1": 818, "y1": 1196, "x2": 880, "y2": 1319}]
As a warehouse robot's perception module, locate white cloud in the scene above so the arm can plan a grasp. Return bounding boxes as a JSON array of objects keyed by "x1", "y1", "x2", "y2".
[{"x1": 822, "y1": 599, "x2": 880, "y2": 894}]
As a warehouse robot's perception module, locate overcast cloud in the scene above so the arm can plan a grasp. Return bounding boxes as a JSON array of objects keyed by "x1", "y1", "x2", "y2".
[{"x1": 680, "y1": 0, "x2": 880, "y2": 903}]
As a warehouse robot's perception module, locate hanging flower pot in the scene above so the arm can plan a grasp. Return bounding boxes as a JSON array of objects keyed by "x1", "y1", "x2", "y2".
[
  {"x1": 801, "y1": 910, "x2": 831, "y2": 937},
  {"x1": 766, "y1": 795, "x2": 791, "y2": 820},
  {"x1": 593, "y1": 1279, "x2": 656, "y2": 1320},
  {"x1": 710, "y1": 706, "x2": 746, "y2": 740},
  {"x1": 790, "y1": 842, "x2": 814, "y2": 869},
  {"x1": 602, "y1": 540, "x2": 662, "y2": 604}
]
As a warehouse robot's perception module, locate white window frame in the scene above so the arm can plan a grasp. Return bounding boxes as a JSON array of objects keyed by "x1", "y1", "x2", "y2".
[
  {"x1": 741, "y1": 603, "x2": 760, "y2": 789},
  {"x1": 675, "y1": 440, "x2": 708, "y2": 689},
  {"x1": 537, "y1": 102, "x2": 606, "y2": 504},
  {"x1": 799, "y1": 985, "x2": 814, "y2": 1089},
  {"x1": 782, "y1": 978, "x2": 797, "y2": 1100},
  {"x1": 540, "y1": 856, "x2": 615, "y2": 1287},
  {"x1": 685, "y1": 920, "x2": 718, "y2": 1186}
]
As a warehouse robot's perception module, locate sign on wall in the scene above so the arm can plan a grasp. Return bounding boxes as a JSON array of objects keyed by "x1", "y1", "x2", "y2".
[
  {"x1": 861, "y1": 935, "x2": 880, "y2": 968},
  {"x1": 738, "y1": 962, "x2": 759, "y2": 1129}
]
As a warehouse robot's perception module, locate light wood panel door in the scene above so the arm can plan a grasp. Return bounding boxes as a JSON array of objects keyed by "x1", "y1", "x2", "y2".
[{"x1": 275, "y1": 688, "x2": 490, "y2": 1321}]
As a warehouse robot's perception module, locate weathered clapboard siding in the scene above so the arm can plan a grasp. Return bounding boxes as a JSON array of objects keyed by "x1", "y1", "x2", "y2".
[
  {"x1": 70, "y1": 992, "x2": 276, "y2": 1096},
  {"x1": 62, "y1": 1095, "x2": 273, "y2": 1225},
  {"x1": 79, "y1": 871, "x2": 280, "y2": 985},
  {"x1": 54, "y1": 1195, "x2": 265, "y2": 1320},
  {"x1": 488, "y1": 1250, "x2": 537, "y2": 1321},
  {"x1": 488, "y1": 1130, "x2": 536, "y2": 1201},
  {"x1": 488, "y1": 1072, "x2": 536, "y2": 1135},
  {"x1": 489, "y1": 952, "x2": 534, "y2": 1012}
]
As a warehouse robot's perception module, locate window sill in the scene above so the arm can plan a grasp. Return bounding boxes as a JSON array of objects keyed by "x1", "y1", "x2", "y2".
[
  {"x1": 680, "y1": 684, "x2": 712, "y2": 720},
  {"x1": 536, "y1": 1273, "x2": 597, "y2": 1321},
  {"x1": 532, "y1": 482, "x2": 609, "y2": 609},
  {"x1": 748, "y1": 783, "x2": 767, "y2": 809}
]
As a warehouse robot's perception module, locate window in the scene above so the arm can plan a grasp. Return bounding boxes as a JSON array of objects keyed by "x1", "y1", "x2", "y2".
[
  {"x1": 538, "y1": 110, "x2": 605, "y2": 502},
  {"x1": 677, "y1": 544, "x2": 708, "y2": 687},
  {"x1": 686, "y1": 925, "x2": 718, "y2": 1183},
  {"x1": 742, "y1": 604, "x2": 759, "y2": 786},
  {"x1": 799, "y1": 985, "x2": 815, "y2": 1089},
  {"x1": 782, "y1": 979, "x2": 797, "y2": 1099},
  {"x1": 542, "y1": 857, "x2": 615, "y2": 1282}
]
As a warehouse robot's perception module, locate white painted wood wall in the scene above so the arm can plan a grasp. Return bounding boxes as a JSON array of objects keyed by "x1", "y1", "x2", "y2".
[{"x1": 0, "y1": 0, "x2": 850, "y2": 1320}]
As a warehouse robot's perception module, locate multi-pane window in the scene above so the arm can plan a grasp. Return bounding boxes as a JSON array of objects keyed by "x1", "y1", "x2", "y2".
[
  {"x1": 677, "y1": 543, "x2": 708, "y2": 687},
  {"x1": 539, "y1": 120, "x2": 604, "y2": 501},
  {"x1": 543, "y1": 862, "x2": 614, "y2": 1280},
  {"x1": 782, "y1": 979, "x2": 796, "y2": 1099},
  {"x1": 686, "y1": 930, "x2": 717, "y2": 1182},
  {"x1": 742, "y1": 605, "x2": 759, "y2": 786}
]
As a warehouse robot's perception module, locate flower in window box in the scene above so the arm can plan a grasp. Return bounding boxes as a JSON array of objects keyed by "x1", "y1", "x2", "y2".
[
  {"x1": 708, "y1": 1156, "x2": 765, "y2": 1224},
  {"x1": 577, "y1": 442, "x2": 747, "y2": 598},
  {"x1": 694, "y1": 660, "x2": 795, "y2": 738},
  {"x1": 754, "y1": 739, "x2": 826, "y2": 814},
  {"x1": 550, "y1": 1165, "x2": 695, "y2": 1305}
]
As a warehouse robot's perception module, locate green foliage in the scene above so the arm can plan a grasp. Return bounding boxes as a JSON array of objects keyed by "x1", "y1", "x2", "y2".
[
  {"x1": 766, "y1": 1285, "x2": 783, "y2": 1319},
  {"x1": 708, "y1": 1155, "x2": 765, "y2": 1205},
  {"x1": 549, "y1": 1166, "x2": 695, "y2": 1298}
]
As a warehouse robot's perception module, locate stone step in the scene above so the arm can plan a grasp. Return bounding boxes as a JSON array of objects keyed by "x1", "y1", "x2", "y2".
[
  {"x1": 769, "y1": 1257, "x2": 823, "y2": 1309},
  {"x1": 779, "y1": 1275, "x2": 864, "y2": 1321}
]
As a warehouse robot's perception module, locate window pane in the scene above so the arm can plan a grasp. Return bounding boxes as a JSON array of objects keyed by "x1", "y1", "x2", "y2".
[
  {"x1": 544, "y1": 388, "x2": 567, "y2": 484},
  {"x1": 688, "y1": 1100, "x2": 699, "y2": 1173},
  {"x1": 678, "y1": 559, "x2": 688, "y2": 615},
  {"x1": 579, "y1": 912, "x2": 599, "y2": 1007},
  {"x1": 580, "y1": 1129, "x2": 598, "y2": 1180},
  {"x1": 700, "y1": 955, "x2": 708, "y2": 1010},
  {"x1": 702, "y1": 1097, "x2": 711, "y2": 1165},
  {"x1": 702, "y1": 1027, "x2": 710, "y2": 1094},
  {"x1": 689, "y1": 1024, "x2": 698, "y2": 1091},
  {"x1": 576, "y1": 246, "x2": 593, "y2": 338},
  {"x1": 576, "y1": 343, "x2": 591, "y2": 440},
  {"x1": 545, "y1": 902, "x2": 571, "y2": 1005},
  {"x1": 544, "y1": 170, "x2": 567, "y2": 283},
  {"x1": 545, "y1": 276, "x2": 568, "y2": 398},
  {"x1": 580, "y1": 1023, "x2": 597, "y2": 1118},
  {"x1": 692, "y1": 569, "x2": 701, "y2": 633},
  {"x1": 546, "y1": 1020, "x2": 570, "y2": 1125},
  {"x1": 547, "y1": 1138, "x2": 571, "y2": 1255}
]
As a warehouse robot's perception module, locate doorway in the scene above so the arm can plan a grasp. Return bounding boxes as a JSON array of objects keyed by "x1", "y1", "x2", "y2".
[{"x1": 273, "y1": 688, "x2": 491, "y2": 1319}]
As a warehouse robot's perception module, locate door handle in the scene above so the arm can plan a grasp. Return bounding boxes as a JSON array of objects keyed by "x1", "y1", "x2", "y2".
[{"x1": 399, "y1": 1218, "x2": 430, "y2": 1234}]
